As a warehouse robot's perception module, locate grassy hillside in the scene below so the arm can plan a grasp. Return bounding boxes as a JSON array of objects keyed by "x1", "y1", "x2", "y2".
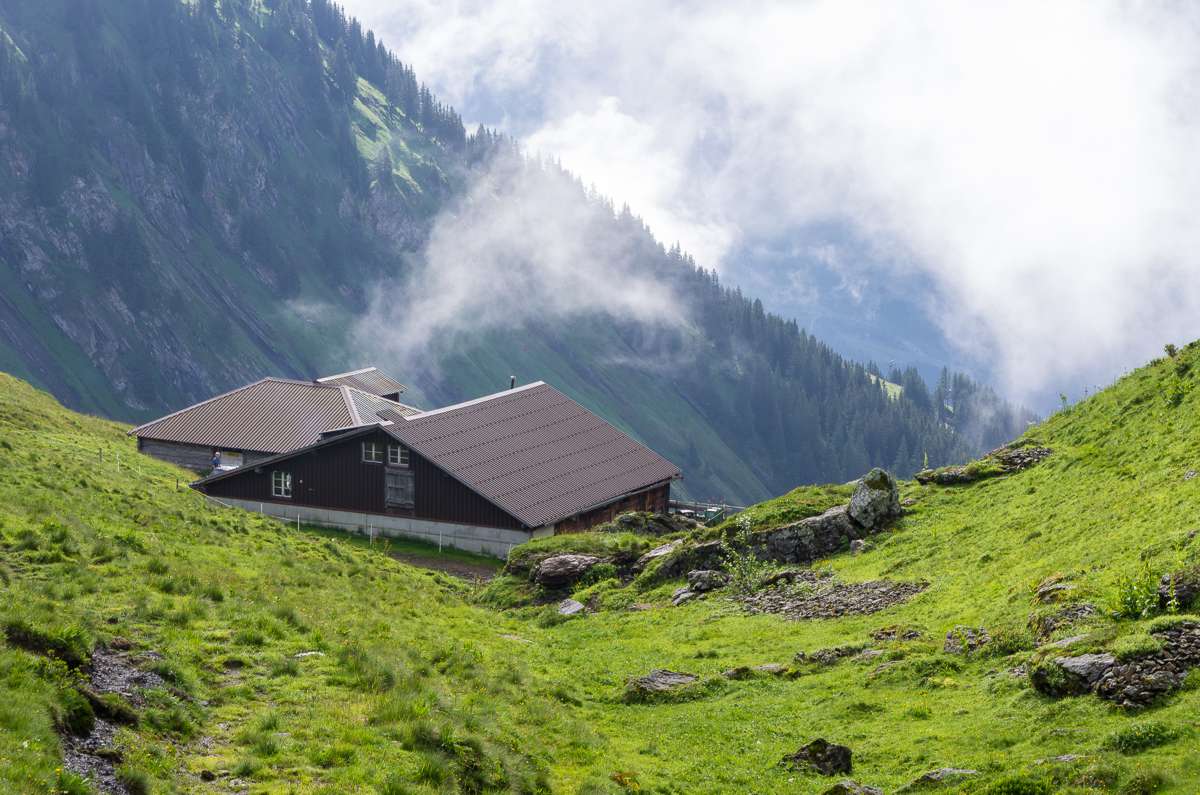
[
  {"x1": 0, "y1": 372, "x2": 576, "y2": 793},
  {"x1": 4, "y1": 337, "x2": 1200, "y2": 793}
]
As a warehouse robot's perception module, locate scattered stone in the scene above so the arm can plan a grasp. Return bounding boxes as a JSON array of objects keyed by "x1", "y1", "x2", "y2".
[
  {"x1": 687, "y1": 569, "x2": 730, "y2": 593},
  {"x1": 781, "y1": 739, "x2": 853, "y2": 776},
  {"x1": 901, "y1": 497, "x2": 917, "y2": 507},
  {"x1": 557, "y1": 598, "x2": 586, "y2": 616},
  {"x1": 897, "y1": 768, "x2": 979, "y2": 791},
  {"x1": 672, "y1": 588, "x2": 698, "y2": 606},
  {"x1": 532, "y1": 554, "x2": 601, "y2": 588},
  {"x1": 1186, "y1": 470, "x2": 1197, "y2": 481},
  {"x1": 871, "y1": 626, "x2": 922, "y2": 641},
  {"x1": 1036, "y1": 754, "x2": 1082, "y2": 765},
  {"x1": 1093, "y1": 621, "x2": 1200, "y2": 707},
  {"x1": 627, "y1": 603, "x2": 654, "y2": 611},
  {"x1": 944, "y1": 626, "x2": 990, "y2": 655},
  {"x1": 624, "y1": 669, "x2": 698, "y2": 701},
  {"x1": 742, "y1": 578, "x2": 927, "y2": 620},
  {"x1": 847, "y1": 468, "x2": 902, "y2": 530},
  {"x1": 823, "y1": 781, "x2": 883, "y2": 795},
  {"x1": 849, "y1": 539, "x2": 871, "y2": 555},
  {"x1": 293, "y1": 651, "x2": 325, "y2": 658}
]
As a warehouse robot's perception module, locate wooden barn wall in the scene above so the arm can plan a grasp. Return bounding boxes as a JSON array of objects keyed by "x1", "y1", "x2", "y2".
[
  {"x1": 554, "y1": 482, "x2": 672, "y2": 534},
  {"x1": 201, "y1": 430, "x2": 524, "y2": 530}
]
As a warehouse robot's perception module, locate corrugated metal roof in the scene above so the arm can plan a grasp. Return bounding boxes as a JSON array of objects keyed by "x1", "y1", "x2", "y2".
[
  {"x1": 316, "y1": 367, "x2": 407, "y2": 396},
  {"x1": 385, "y1": 382, "x2": 680, "y2": 528},
  {"x1": 131, "y1": 377, "x2": 418, "y2": 453}
]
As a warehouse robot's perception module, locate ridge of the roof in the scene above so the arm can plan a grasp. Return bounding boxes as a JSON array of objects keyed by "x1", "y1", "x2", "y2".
[
  {"x1": 128, "y1": 377, "x2": 275, "y2": 436},
  {"x1": 405, "y1": 381, "x2": 547, "y2": 421},
  {"x1": 316, "y1": 366, "x2": 378, "y2": 383},
  {"x1": 339, "y1": 385, "x2": 363, "y2": 426}
]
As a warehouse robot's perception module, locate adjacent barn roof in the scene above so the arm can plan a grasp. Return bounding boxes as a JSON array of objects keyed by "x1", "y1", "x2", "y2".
[
  {"x1": 316, "y1": 367, "x2": 407, "y2": 397},
  {"x1": 386, "y1": 382, "x2": 680, "y2": 527},
  {"x1": 130, "y1": 377, "x2": 419, "y2": 453},
  {"x1": 194, "y1": 381, "x2": 680, "y2": 528}
]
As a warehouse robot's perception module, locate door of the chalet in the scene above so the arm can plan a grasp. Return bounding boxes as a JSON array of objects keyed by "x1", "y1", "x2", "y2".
[{"x1": 385, "y1": 467, "x2": 414, "y2": 512}]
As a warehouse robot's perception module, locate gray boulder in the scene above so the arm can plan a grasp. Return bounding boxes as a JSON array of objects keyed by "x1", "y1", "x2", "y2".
[
  {"x1": 532, "y1": 554, "x2": 601, "y2": 588},
  {"x1": 823, "y1": 781, "x2": 883, "y2": 795},
  {"x1": 847, "y1": 468, "x2": 901, "y2": 530},
  {"x1": 557, "y1": 598, "x2": 585, "y2": 616},
  {"x1": 687, "y1": 569, "x2": 730, "y2": 593},
  {"x1": 897, "y1": 768, "x2": 978, "y2": 791},
  {"x1": 623, "y1": 669, "x2": 698, "y2": 702},
  {"x1": 1030, "y1": 653, "x2": 1116, "y2": 697},
  {"x1": 780, "y1": 738, "x2": 852, "y2": 776},
  {"x1": 850, "y1": 539, "x2": 871, "y2": 555},
  {"x1": 672, "y1": 587, "x2": 698, "y2": 606}
]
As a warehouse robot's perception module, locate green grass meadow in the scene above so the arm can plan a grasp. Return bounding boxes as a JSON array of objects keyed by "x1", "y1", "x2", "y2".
[{"x1": 4, "y1": 342, "x2": 1200, "y2": 792}]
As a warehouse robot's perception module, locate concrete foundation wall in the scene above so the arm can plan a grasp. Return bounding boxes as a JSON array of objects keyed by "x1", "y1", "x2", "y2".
[{"x1": 213, "y1": 497, "x2": 546, "y2": 559}]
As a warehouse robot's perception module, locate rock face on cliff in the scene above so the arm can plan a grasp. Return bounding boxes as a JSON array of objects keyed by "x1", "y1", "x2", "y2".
[{"x1": 751, "y1": 469, "x2": 902, "y2": 564}]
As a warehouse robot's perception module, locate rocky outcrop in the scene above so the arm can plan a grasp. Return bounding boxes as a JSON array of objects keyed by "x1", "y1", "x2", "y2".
[
  {"x1": 646, "y1": 540, "x2": 725, "y2": 580},
  {"x1": 916, "y1": 443, "x2": 1051, "y2": 486},
  {"x1": 780, "y1": 739, "x2": 852, "y2": 776},
  {"x1": 1031, "y1": 653, "x2": 1116, "y2": 697},
  {"x1": 751, "y1": 469, "x2": 901, "y2": 565},
  {"x1": 1032, "y1": 621, "x2": 1200, "y2": 707},
  {"x1": 532, "y1": 554, "x2": 601, "y2": 588}
]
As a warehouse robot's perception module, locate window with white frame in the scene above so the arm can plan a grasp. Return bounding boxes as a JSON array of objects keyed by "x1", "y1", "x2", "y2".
[
  {"x1": 271, "y1": 470, "x2": 292, "y2": 498},
  {"x1": 387, "y1": 444, "x2": 409, "y2": 467},
  {"x1": 362, "y1": 440, "x2": 384, "y2": 463}
]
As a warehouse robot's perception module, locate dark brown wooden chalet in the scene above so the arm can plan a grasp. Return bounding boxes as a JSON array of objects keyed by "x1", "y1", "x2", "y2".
[{"x1": 192, "y1": 382, "x2": 680, "y2": 555}]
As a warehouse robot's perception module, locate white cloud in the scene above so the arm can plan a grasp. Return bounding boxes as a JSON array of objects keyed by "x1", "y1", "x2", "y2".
[
  {"x1": 353, "y1": 154, "x2": 689, "y2": 366},
  {"x1": 344, "y1": 0, "x2": 1200, "y2": 398}
]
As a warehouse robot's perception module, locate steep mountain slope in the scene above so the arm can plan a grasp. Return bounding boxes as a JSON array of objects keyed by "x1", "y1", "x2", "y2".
[{"x1": 0, "y1": 0, "x2": 1030, "y2": 503}]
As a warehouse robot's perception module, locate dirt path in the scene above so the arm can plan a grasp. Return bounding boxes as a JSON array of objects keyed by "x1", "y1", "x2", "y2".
[{"x1": 389, "y1": 552, "x2": 499, "y2": 582}]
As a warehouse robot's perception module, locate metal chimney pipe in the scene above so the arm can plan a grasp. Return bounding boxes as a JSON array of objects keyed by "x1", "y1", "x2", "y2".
[{"x1": 510, "y1": 375, "x2": 516, "y2": 390}]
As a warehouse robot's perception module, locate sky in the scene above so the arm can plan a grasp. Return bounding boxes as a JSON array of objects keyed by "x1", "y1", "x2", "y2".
[{"x1": 340, "y1": 0, "x2": 1200, "y2": 404}]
